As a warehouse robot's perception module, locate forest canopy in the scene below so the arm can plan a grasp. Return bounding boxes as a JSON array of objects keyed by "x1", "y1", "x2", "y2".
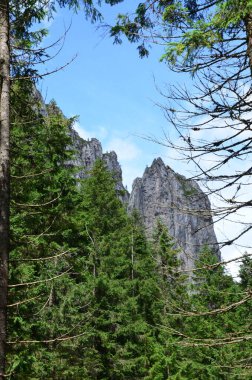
[{"x1": 0, "y1": 0, "x2": 251, "y2": 378}]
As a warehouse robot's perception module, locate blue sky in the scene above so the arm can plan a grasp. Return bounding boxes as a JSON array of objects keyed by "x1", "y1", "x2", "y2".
[
  {"x1": 39, "y1": 4, "x2": 188, "y2": 190},
  {"x1": 37, "y1": 4, "x2": 248, "y2": 276}
]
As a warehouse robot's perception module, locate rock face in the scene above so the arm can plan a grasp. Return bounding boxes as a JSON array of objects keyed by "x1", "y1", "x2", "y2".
[
  {"x1": 69, "y1": 128, "x2": 129, "y2": 203},
  {"x1": 128, "y1": 158, "x2": 220, "y2": 270},
  {"x1": 41, "y1": 95, "x2": 220, "y2": 269},
  {"x1": 68, "y1": 125, "x2": 220, "y2": 270}
]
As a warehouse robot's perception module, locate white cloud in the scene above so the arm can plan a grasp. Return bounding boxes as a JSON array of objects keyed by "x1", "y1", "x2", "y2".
[
  {"x1": 120, "y1": 165, "x2": 143, "y2": 192},
  {"x1": 96, "y1": 125, "x2": 109, "y2": 140},
  {"x1": 221, "y1": 245, "x2": 243, "y2": 279},
  {"x1": 73, "y1": 122, "x2": 109, "y2": 141},
  {"x1": 105, "y1": 137, "x2": 141, "y2": 162},
  {"x1": 73, "y1": 121, "x2": 92, "y2": 140}
]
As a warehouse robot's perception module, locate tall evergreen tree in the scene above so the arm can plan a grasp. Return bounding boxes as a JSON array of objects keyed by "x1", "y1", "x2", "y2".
[
  {"x1": 177, "y1": 246, "x2": 251, "y2": 379},
  {"x1": 239, "y1": 254, "x2": 252, "y2": 289},
  {"x1": 8, "y1": 82, "x2": 87, "y2": 378},
  {"x1": 149, "y1": 220, "x2": 189, "y2": 379},
  {"x1": 71, "y1": 161, "x2": 178, "y2": 379},
  {"x1": 0, "y1": 2, "x2": 10, "y2": 374},
  {"x1": 0, "y1": 1, "x2": 125, "y2": 373}
]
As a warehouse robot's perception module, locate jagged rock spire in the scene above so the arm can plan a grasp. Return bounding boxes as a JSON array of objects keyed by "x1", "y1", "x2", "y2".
[{"x1": 128, "y1": 158, "x2": 220, "y2": 270}]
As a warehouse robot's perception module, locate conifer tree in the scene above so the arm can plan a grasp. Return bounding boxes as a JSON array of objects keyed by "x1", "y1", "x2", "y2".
[
  {"x1": 74, "y1": 159, "x2": 130, "y2": 378},
  {"x1": 239, "y1": 254, "x2": 252, "y2": 289},
  {"x1": 115, "y1": 211, "x2": 170, "y2": 379},
  {"x1": 7, "y1": 82, "x2": 87, "y2": 378},
  {"x1": 73, "y1": 162, "x2": 177, "y2": 379},
  {"x1": 0, "y1": 2, "x2": 129, "y2": 373},
  {"x1": 177, "y1": 246, "x2": 251, "y2": 379},
  {"x1": 149, "y1": 220, "x2": 189, "y2": 379}
]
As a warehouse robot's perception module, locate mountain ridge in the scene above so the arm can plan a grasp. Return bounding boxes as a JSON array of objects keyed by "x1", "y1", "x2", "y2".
[{"x1": 70, "y1": 126, "x2": 220, "y2": 270}]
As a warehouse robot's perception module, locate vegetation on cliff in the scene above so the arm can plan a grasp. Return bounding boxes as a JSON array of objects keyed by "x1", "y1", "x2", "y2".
[
  {"x1": 0, "y1": 0, "x2": 251, "y2": 378},
  {"x1": 7, "y1": 85, "x2": 252, "y2": 378}
]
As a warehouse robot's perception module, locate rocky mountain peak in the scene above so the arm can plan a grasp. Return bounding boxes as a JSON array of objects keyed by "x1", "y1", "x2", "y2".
[
  {"x1": 66, "y1": 120, "x2": 220, "y2": 271},
  {"x1": 128, "y1": 157, "x2": 220, "y2": 270},
  {"x1": 69, "y1": 128, "x2": 129, "y2": 203},
  {"x1": 40, "y1": 94, "x2": 220, "y2": 271}
]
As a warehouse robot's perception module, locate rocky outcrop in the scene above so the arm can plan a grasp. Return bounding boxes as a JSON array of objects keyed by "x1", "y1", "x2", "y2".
[
  {"x1": 41, "y1": 96, "x2": 219, "y2": 269},
  {"x1": 69, "y1": 131, "x2": 103, "y2": 176},
  {"x1": 68, "y1": 126, "x2": 220, "y2": 270},
  {"x1": 42, "y1": 98, "x2": 129, "y2": 203},
  {"x1": 69, "y1": 128, "x2": 129, "y2": 203},
  {"x1": 41, "y1": 95, "x2": 220, "y2": 270},
  {"x1": 128, "y1": 158, "x2": 220, "y2": 270},
  {"x1": 69, "y1": 128, "x2": 220, "y2": 270}
]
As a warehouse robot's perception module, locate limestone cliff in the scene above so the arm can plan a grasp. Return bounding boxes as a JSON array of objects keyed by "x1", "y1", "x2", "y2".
[
  {"x1": 69, "y1": 128, "x2": 129, "y2": 203},
  {"x1": 43, "y1": 99, "x2": 128, "y2": 202},
  {"x1": 69, "y1": 128, "x2": 220, "y2": 270},
  {"x1": 42, "y1": 96, "x2": 220, "y2": 269},
  {"x1": 128, "y1": 158, "x2": 220, "y2": 270}
]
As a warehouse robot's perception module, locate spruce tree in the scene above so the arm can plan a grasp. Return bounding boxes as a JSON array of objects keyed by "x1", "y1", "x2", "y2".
[
  {"x1": 149, "y1": 220, "x2": 189, "y2": 379},
  {"x1": 74, "y1": 161, "x2": 176, "y2": 379},
  {"x1": 239, "y1": 254, "x2": 252, "y2": 289},
  {"x1": 8, "y1": 82, "x2": 86, "y2": 378},
  {"x1": 8, "y1": 104, "x2": 187, "y2": 378},
  {"x1": 178, "y1": 246, "x2": 250, "y2": 380}
]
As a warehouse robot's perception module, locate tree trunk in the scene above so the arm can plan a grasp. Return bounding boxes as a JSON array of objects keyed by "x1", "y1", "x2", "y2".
[
  {"x1": 0, "y1": 0, "x2": 10, "y2": 377},
  {"x1": 245, "y1": 13, "x2": 252, "y2": 74}
]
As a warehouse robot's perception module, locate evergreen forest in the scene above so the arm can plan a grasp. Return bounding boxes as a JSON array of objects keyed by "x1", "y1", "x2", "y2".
[
  {"x1": 6, "y1": 81, "x2": 252, "y2": 379},
  {"x1": 0, "y1": 0, "x2": 252, "y2": 379}
]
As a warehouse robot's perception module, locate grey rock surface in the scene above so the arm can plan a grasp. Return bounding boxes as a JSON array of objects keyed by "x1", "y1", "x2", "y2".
[
  {"x1": 69, "y1": 128, "x2": 129, "y2": 203},
  {"x1": 69, "y1": 127, "x2": 220, "y2": 270},
  {"x1": 128, "y1": 158, "x2": 220, "y2": 270},
  {"x1": 39, "y1": 93, "x2": 220, "y2": 270}
]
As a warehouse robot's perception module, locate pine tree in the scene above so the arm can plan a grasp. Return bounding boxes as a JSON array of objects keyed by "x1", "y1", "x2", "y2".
[
  {"x1": 7, "y1": 82, "x2": 87, "y2": 378},
  {"x1": 73, "y1": 161, "x2": 178, "y2": 379},
  {"x1": 148, "y1": 220, "x2": 189, "y2": 379},
  {"x1": 177, "y1": 246, "x2": 250, "y2": 380},
  {"x1": 239, "y1": 254, "x2": 252, "y2": 289}
]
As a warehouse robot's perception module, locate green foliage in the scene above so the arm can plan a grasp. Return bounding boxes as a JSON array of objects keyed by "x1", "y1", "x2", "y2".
[
  {"x1": 8, "y1": 83, "x2": 252, "y2": 377},
  {"x1": 74, "y1": 164, "x2": 173, "y2": 379},
  {"x1": 110, "y1": 0, "x2": 252, "y2": 73},
  {"x1": 175, "y1": 174, "x2": 198, "y2": 197},
  {"x1": 9, "y1": 127, "x2": 190, "y2": 379},
  {"x1": 178, "y1": 246, "x2": 252, "y2": 379},
  {"x1": 8, "y1": 81, "x2": 85, "y2": 378},
  {"x1": 7, "y1": 1, "x2": 252, "y2": 377},
  {"x1": 239, "y1": 254, "x2": 252, "y2": 289}
]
